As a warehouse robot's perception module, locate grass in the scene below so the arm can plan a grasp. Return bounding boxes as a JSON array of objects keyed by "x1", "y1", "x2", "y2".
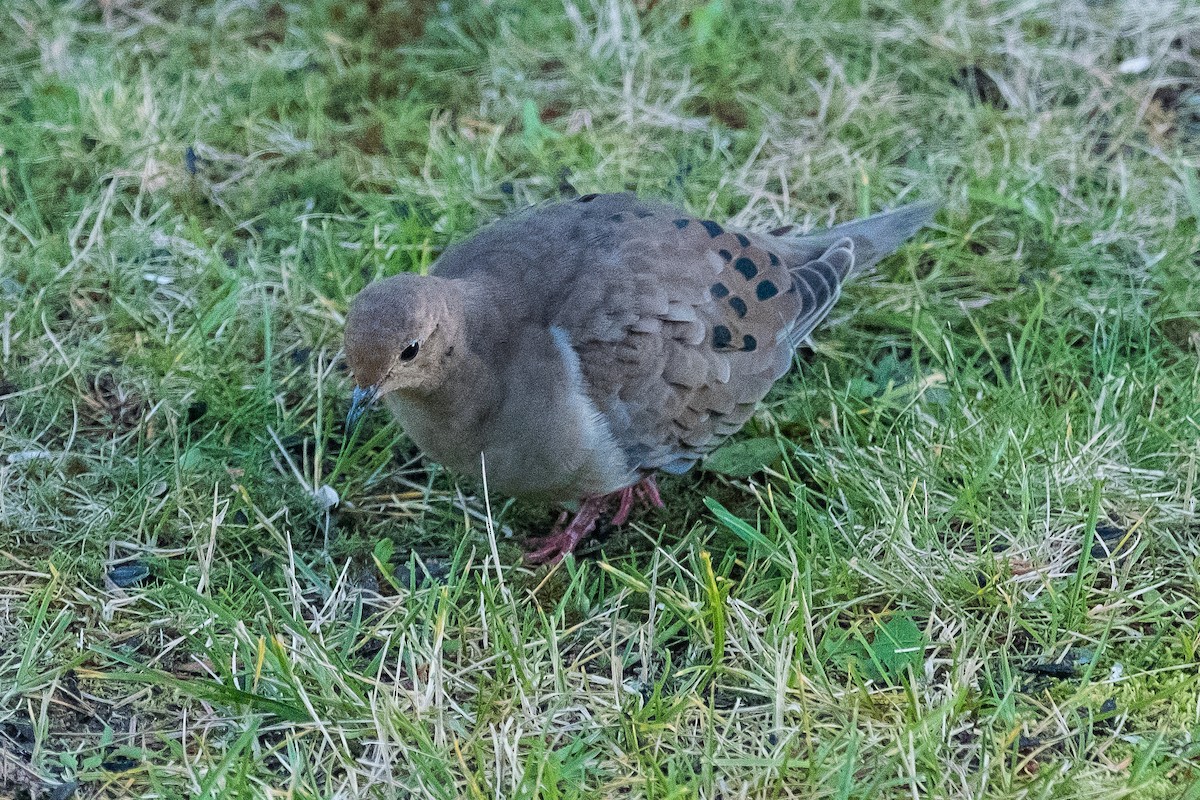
[{"x1": 2, "y1": 0, "x2": 1200, "y2": 797}]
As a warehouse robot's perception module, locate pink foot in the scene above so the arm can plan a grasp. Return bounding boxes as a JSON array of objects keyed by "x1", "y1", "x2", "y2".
[
  {"x1": 524, "y1": 497, "x2": 605, "y2": 565},
  {"x1": 524, "y1": 475, "x2": 666, "y2": 565}
]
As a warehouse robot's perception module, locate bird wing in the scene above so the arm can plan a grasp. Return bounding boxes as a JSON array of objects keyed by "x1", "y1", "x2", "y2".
[{"x1": 551, "y1": 194, "x2": 859, "y2": 475}]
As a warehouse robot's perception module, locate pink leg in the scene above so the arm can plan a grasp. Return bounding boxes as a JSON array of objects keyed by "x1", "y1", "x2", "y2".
[
  {"x1": 635, "y1": 475, "x2": 664, "y2": 509},
  {"x1": 611, "y1": 475, "x2": 663, "y2": 525},
  {"x1": 524, "y1": 475, "x2": 667, "y2": 565},
  {"x1": 610, "y1": 485, "x2": 637, "y2": 526}
]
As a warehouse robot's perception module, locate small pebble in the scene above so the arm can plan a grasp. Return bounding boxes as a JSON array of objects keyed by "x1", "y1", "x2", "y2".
[
  {"x1": 50, "y1": 780, "x2": 79, "y2": 800},
  {"x1": 186, "y1": 401, "x2": 208, "y2": 424},
  {"x1": 1090, "y1": 523, "x2": 1128, "y2": 559},
  {"x1": 1117, "y1": 55, "x2": 1152, "y2": 74},
  {"x1": 393, "y1": 555, "x2": 451, "y2": 588},
  {"x1": 108, "y1": 563, "x2": 151, "y2": 588},
  {"x1": 101, "y1": 756, "x2": 139, "y2": 772},
  {"x1": 1023, "y1": 661, "x2": 1077, "y2": 679}
]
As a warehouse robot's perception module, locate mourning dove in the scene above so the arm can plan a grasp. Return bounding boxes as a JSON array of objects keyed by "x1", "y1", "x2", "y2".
[{"x1": 344, "y1": 193, "x2": 935, "y2": 563}]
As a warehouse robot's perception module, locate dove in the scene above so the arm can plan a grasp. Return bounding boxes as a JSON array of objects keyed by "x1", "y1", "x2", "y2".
[{"x1": 344, "y1": 193, "x2": 935, "y2": 563}]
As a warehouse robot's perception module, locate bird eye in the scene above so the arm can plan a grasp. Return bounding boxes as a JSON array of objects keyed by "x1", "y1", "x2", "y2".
[{"x1": 399, "y1": 341, "x2": 420, "y2": 362}]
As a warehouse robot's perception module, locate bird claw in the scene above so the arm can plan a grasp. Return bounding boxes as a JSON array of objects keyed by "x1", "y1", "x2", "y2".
[
  {"x1": 524, "y1": 503, "x2": 602, "y2": 565},
  {"x1": 523, "y1": 476, "x2": 666, "y2": 565},
  {"x1": 524, "y1": 531, "x2": 583, "y2": 565}
]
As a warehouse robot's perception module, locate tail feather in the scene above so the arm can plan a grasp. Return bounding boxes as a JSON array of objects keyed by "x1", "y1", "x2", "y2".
[{"x1": 785, "y1": 201, "x2": 937, "y2": 274}]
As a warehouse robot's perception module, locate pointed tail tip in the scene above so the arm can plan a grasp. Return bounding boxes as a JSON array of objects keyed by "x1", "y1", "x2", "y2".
[
  {"x1": 850, "y1": 198, "x2": 939, "y2": 264},
  {"x1": 881, "y1": 199, "x2": 940, "y2": 232}
]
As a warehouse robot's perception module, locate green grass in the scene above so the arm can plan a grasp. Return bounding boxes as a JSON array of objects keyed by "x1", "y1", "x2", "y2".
[{"x1": 2, "y1": 0, "x2": 1200, "y2": 797}]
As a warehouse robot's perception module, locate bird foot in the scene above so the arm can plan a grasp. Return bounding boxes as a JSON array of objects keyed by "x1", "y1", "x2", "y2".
[
  {"x1": 524, "y1": 476, "x2": 665, "y2": 565},
  {"x1": 524, "y1": 500, "x2": 604, "y2": 565}
]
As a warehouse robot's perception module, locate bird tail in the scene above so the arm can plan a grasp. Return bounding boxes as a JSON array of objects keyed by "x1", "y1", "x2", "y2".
[{"x1": 787, "y1": 201, "x2": 938, "y2": 273}]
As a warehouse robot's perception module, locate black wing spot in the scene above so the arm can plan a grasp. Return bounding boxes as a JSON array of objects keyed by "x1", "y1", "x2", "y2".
[
  {"x1": 768, "y1": 251, "x2": 780, "y2": 266},
  {"x1": 734, "y1": 257, "x2": 758, "y2": 280},
  {"x1": 673, "y1": 218, "x2": 690, "y2": 229},
  {"x1": 718, "y1": 249, "x2": 732, "y2": 262},
  {"x1": 741, "y1": 335, "x2": 757, "y2": 352},
  {"x1": 734, "y1": 233, "x2": 751, "y2": 247},
  {"x1": 700, "y1": 220, "x2": 724, "y2": 237},
  {"x1": 609, "y1": 214, "x2": 625, "y2": 222},
  {"x1": 710, "y1": 282, "x2": 730, "y2": 299},
  {"x1": 578, "y1": 193, "x2": 599, "y2": 202},
  {"x1": 756, "y1": 280, "x2": 779, "y2": 300},
  {"x1": 729, "y1": 297, "x2": 747, "y2": 318},
  {"x1": 713, "y1": 325, "x2": 732, "y2": 349}
]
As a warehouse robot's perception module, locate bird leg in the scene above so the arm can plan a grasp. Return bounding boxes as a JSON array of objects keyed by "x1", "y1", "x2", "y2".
[
  {"x1": 610, "y1": 485, "x2": 637, "y2": 527},
  {"x1": 636, "y1": 474, "x2": 665, "y2": 510},
  {"x1": 611, "y1": 475, "x2": 664, "y2": 525},
  {"x1": 525, "y1": 475, "x2": 665, "y2": 565}
]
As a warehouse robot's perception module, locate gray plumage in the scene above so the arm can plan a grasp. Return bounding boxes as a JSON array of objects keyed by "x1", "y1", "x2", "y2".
[{"x1": 344, "y1": 192, "x2": 935, "y2": 504}]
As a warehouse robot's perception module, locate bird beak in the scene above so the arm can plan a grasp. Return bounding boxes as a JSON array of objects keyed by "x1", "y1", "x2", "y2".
[{"x1": 346, "y1": 384, "x2": 379, "y2": 429}]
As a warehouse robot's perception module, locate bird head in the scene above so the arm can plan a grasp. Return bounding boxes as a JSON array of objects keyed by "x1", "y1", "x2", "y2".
[{"x1": 343, "y1": 273, "x2": 461, "y2": 426}]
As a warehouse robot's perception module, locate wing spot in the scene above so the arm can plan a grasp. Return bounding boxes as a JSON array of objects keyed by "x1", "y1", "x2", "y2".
[
  {"x1": 768, "y1": 251, "x2": 780, "y2": 266},
  {"x1": 734, "y1": 257, "x2": 758, "y2": 280},
  {"x1": 635, "y1": 209, "x2": 653, "y2": 218},
  {"x1": 741, "y1": 335, "x2": 757, "y2": 352},
  {"x1": 729, "y1": 297, "x2": 747, "y2": 318},
  {"x1": 710, "y1": 282, "x2": 730, "y2": 299},
  {"x1": 756, "y1": 280, "x2": 779, "y2": 300},
  {"x1": 718, "y1": 249, "x2": 732, "y2": 262},
  {"x1": 700, "y1": 220, "x2": 724, "y2": 237},
  {"x1": 713, "y1": 325, "x2": 732, "y2": 349},
  {"x1": 609, "y1": 214, "x2": 625, "y2": 222},
  {"x1": 673, "y1": 218, "x2": 690, "y2": 229},
  {"x1": 735, "y1": 233, "x2": 751, "y2": 247}
]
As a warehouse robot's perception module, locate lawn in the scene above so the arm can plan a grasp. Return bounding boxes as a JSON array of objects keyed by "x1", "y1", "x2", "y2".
[{"x1": 2, "y1": 0, "x2": 1199, "y2": 797}]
